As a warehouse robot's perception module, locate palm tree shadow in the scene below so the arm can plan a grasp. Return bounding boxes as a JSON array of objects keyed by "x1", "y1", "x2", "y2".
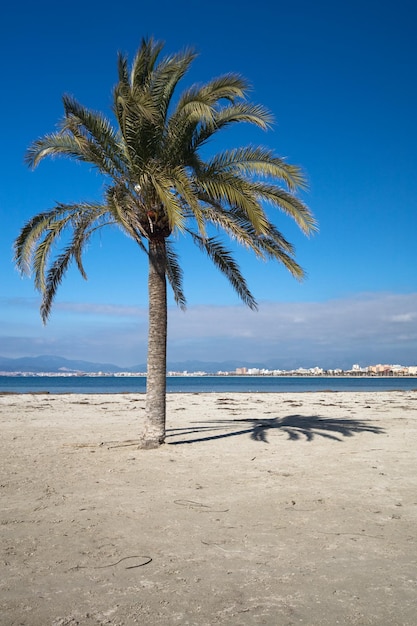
[{"x1": 167, "y1": 414, "x2": 384, "y2": 445}]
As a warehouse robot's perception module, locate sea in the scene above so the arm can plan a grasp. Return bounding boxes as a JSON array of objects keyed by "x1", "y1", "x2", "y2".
[{"x1": 0, "y1": 375, "x2": 416, "y2": 394}]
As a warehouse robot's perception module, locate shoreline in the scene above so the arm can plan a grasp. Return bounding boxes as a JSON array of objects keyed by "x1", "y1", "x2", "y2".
[{"x1": 1, "y1": 386, "x2": 417, "y2": 396}]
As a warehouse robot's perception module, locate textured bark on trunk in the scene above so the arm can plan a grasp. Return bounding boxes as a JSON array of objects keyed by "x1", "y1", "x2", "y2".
[{"x1": 140, "y1": 237, "x2": 168, "y2": 448}]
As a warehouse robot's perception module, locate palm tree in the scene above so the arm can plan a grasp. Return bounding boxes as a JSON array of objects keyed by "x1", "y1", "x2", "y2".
[{"x1": 14, "y1": 38, "x2": 317, "y2": 448}]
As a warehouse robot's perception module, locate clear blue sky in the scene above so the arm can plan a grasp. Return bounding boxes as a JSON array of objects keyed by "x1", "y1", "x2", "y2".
[{"x1": 1, "y1": 0, "x2": 416, "y2": 369}]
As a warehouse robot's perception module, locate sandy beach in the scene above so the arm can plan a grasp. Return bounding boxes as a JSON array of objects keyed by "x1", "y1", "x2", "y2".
[{"x1": 1, "y1": 390, "x2": 417, "y2": 625}]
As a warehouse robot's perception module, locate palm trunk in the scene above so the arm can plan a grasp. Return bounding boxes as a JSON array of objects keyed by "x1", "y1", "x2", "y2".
[{"x1": 140, "y1": 237, "x2": 168, "y2": 448}]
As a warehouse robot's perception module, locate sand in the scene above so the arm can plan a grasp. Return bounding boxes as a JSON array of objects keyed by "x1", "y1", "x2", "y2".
[{"x1": 1, "y1": 390, "x2": 417, "y2": 625}]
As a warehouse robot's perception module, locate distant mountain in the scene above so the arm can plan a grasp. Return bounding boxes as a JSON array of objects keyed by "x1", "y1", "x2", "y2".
[
  {"x1": 0, "y1": 354, "x2": 334, "y2": 374},
  {"x1": 0, "y1": 355, "x2": 125, "y2": 373},
  {"x1": 0, "y1": 355, "x2": 268, "y2": 374}
]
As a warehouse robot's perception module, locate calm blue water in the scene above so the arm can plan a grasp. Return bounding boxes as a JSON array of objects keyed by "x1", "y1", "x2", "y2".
[{"x1": 0, "y1": 375, "x2": 416, "y2": 394}]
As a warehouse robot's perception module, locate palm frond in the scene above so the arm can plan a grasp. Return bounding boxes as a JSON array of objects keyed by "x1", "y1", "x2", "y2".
[
  {"x1": 196, "y1": 171, "x2": 269, "y2": 234},
  {"x1": 206, "y1": 146, "x2": 307, "y2": 191},
  {"x1": 37, "y1": 217, "x2": 105, "y2": 324},
  {"x1": 197, "y1": 74, "x2": 249, "y2": 103},
  {"x1": 258, "y1": 237, "x2": 305, "y2": 279},
  {"x1": 69, "y1": 208, "x2": 115, "y2": 278},
  {"x1": 62, "y1": 95, "x2": 125, "y2": 171},
  {"x1": 200, "y1": 201, "x2": 297, "y2": 260},
  {"x1": 25, "y1": 133, "x2": 86, "y2": 169},
  {"x1": 164, "y1": 75, "x2": 251, "y2": 158},
  {"x1": 130, "y1": 37, "x2": 165, "y2": 90},
  {"x1": 14, "y1": 205, "x2": 74, "y2": 276},
  {"x1": 214, "y1": 102, "x2": 273, "y2": 128},
  {"x1": 114, "y1": 81, "x2": 156, "y2": 127},
  {"x1": 192, "y1": 103, "x2": 274, "y2": 152},
  {"x1": 40, "y1": 246, "x2": 74, "y2": 323},
  {"x1": 165, "y1": 241, "x2": 186, "y2": 309},
  {"x1": 199, "y1": 204, "x2": 304, "y2": 279},
  {"x1": 15, "y1": 202, "x2": 116, "y2": 297},
  {"x1": 228, "y1": 207, "x2": 297, "y2": 256},
  {"x1": 170, "y1": 166, "x2": 206, "y2": 236},
  {"x1": 249, "y1": 181, "x2": 318, "y2": 234},
  {"x1": 26, "y1": 98, "x2": 127, "y2": 183},
  {"x1": 105, "y1": 185, "x2": 149, "y2": 244},
  {"x1": 151, "y1": 175, "x2": 186, "y2": 233},
  {"x1": 31, "y1": 214, "x2": 76, "y2": 291},
  {"x1": 148, "y1": 48, "x2": 196, "y2": 121},
  {"x1": 176, "y1": 74, "x2": 248, "y2": 112},
  {"x1": 189, "y1": 232, "x2": 257, "y2": 310},
  {"x1": 197, "y1": 201, "x2": 266, "y2": 258}
]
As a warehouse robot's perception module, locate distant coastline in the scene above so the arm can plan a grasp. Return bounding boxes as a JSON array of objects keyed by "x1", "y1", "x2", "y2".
[
  {"x1": 1, "y1": 356, "x2": 416, "y2": 378},
  {"x1": 0, "y1": 371, "x2": 416, "y2": 379}
]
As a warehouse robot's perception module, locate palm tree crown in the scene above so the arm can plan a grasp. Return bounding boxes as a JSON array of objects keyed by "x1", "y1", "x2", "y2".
[{"x1": 15, "y1": 38, "x2": 317, "y2": 447}]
